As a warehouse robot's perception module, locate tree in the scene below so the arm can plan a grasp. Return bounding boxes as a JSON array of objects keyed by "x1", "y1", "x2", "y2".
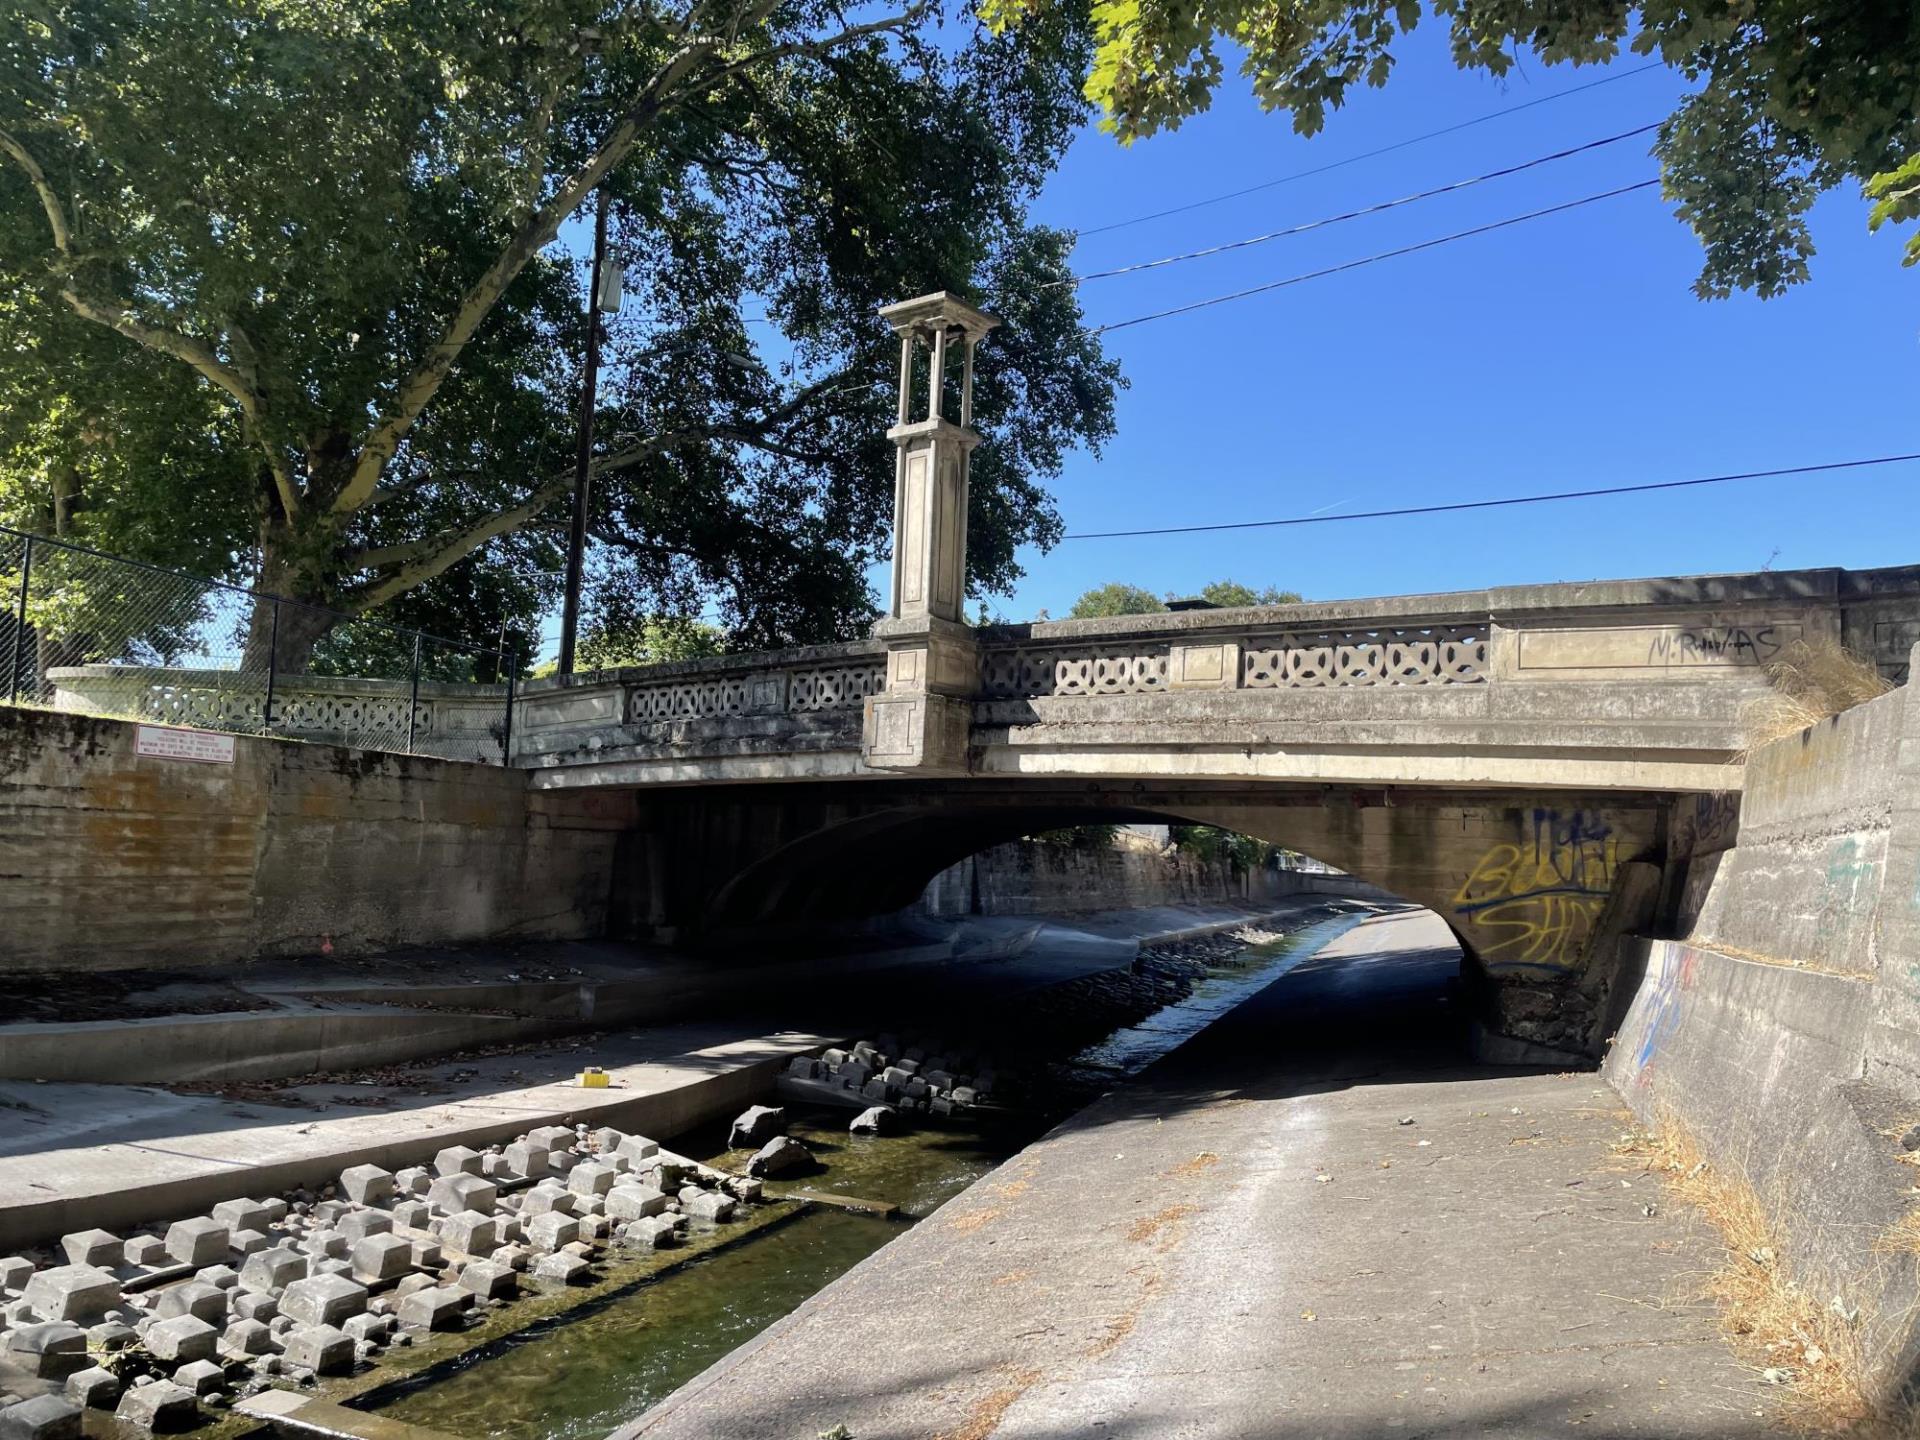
[
  {"x1": 1068, "y1": 582, "x2": 1165, "y2": 617},
  {"x1": 1065, "y1": 578, "x2": 1301, "y2": 616},
  {"x1": 983, "y1": 0, "x2": 1920, "y2": 294},
  {"x1": 1, "y1": 0, "x2": 1120, "y2": 672},
  {"x1": 1200, "y1": 579, "x2": 1303, "y2": 607}
]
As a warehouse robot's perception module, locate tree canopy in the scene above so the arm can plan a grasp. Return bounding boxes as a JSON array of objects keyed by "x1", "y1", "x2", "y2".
[
  {"x1": 1, "y1": 0, "x2": 1121, "y2": 670},
  {"x1": 981, "y1": 0, "x2": 1920, "y2": 295},
  {"x1": 1065, "y1": 577, "x2": 1302, "y2": 616}
]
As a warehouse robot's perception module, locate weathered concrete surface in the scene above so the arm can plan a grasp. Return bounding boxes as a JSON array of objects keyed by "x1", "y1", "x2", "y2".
[
  {"x1": 0, "y1": 899, "x2": 1324, "y2": 1247},
  {"x1": 1603, "y1": 651, "x2": 1920, "y2": 1404},
  {"x1": 0, "y1": 1019, "x2": 819, "y2": 1250},
  {"x1": 525, "y1": 563, "x2": 1920, "y2": 793},
  {"x1": 620, "y1": 911, "x2": 1762, "y2": 1440},
  {"x1": 0, "y1": 707, "x2": 635, "y2": 971}
]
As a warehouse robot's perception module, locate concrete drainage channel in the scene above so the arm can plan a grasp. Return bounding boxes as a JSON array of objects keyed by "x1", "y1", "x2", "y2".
[{"x1": 0, "y1": 902, "x2": 1379, "y2": 1440}]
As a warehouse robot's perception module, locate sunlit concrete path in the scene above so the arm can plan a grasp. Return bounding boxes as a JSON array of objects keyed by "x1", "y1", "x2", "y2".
[{"x1": 621, "y1": 909, "x2": 1765, "y2": 1440}]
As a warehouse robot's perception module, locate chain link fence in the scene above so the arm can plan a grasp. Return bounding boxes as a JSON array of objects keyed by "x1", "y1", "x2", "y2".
[{"x1": 1, "y1": 525, "x2": 516, "y2": 764}]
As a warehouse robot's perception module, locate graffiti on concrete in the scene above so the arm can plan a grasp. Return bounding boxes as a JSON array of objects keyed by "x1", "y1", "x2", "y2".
[
  {"x1": 1683, "y1": 791, "x2": 1740, "y2": 858},
  {"x1": 1645, "y1": 625, "x2": 1783, "y2": 667},
  {"x1": 1814, "y1": 836, "x2": 1880, "y2": 952},
  {"x1": 1451, "y1": 809, "x2": 1621, "y2": 970},
  {"x1": 1630, "y1": 943, "x2": 1701, "y2": 1084}
]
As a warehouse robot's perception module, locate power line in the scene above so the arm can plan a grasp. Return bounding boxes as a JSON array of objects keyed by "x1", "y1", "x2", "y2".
[
  {"x1": 1076, "y1": 62, "x2": 1667, "y2": 238},
  {"x1": 1066, "y1": 122, "x2": 1660, "y2": 286},
  {"x1": 1091, "y1": 178, "x2": 1660, "y2": 335},
  {"x1": 1060, "y1": 455, "x2": 1920, "y2": 540}
]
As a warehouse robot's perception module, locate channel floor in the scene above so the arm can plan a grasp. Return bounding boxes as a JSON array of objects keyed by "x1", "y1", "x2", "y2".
[{"x1": 617, "y1": 910, "x2": 1769, "y2": 1440}]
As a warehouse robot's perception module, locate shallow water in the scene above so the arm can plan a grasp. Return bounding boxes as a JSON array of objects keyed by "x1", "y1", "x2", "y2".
[
  {"x1": 1072, "y1": 907, "x2": 1370, "y2": 1077},
  {"x1": 375, "y1": 907, "x2": 1371, "y2": 1440}
]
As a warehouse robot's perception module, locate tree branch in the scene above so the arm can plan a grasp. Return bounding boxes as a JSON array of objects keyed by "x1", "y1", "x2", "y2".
[
  {"x1": 330, "y1": 5, "x2": 917, "y2": 519},
  {"x1": 0, "y1": 126, "x2": 302, "y2": 522}
]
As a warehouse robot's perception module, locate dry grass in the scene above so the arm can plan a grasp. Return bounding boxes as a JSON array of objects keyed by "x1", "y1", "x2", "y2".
[
  {"x1": 1743, "y1": 639, "x2": 1893, "y2": 754},
  {"x1": 1875, "y1": 1208, "x2": 1920, "y2": 1261},
  {"x1": 1162, "y1": 1151, "x2": 1220, "y2": 1179},
  {"x1": 1616, "y1": 1121, "x2": 1882, "y2": 1434}
]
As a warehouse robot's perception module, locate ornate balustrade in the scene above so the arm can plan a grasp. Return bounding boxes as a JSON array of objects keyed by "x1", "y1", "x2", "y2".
[
  {"x1": 977, "y1": 620, "x2": 1489, "y2": 700},
  {"x1": 48, "y1": 665, "x2": 510, "y2": 763}
]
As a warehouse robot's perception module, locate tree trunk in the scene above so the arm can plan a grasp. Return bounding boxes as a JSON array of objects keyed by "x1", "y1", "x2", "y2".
[{"x1": 241, "y1": 528, "x2": 341, "y2": 676}]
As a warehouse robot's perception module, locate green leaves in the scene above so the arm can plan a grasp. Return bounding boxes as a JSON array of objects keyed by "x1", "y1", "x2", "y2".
[
  {"x1": 993, "y1": 0, "x2": 1920, "y2": 298},
  {"x1": 0, "y1": 0, "x2": 1120, "y2": 662}
]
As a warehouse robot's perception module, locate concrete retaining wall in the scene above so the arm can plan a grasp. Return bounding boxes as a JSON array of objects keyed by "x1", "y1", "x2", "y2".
[
  {"x1": 920, "y1": 840, "x2": 1280, "y2": 917},
  {"x1": 1604, "y1": 656, "x2": 1920, "y2": 1404},
  {"x1": 0, "y1": 707, "x2": 636, "y2": 971}
]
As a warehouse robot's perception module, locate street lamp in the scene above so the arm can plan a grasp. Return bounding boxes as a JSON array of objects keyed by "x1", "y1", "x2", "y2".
[{"x1": 558, "y1": 188, "x2": 621, "y2": 677}]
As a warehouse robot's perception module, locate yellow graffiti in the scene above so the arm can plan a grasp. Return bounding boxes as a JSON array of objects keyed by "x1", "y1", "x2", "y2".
[{"x1": 1451, "y1": 810, "x2": 1621, "y2": 970}]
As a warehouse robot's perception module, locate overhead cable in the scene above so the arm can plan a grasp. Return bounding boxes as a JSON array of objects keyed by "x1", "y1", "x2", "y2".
[
  {"x1": 1061, "y1": 455, "x2": 1920, "y2": 540},
  {"x1": 1090, "y1": 178, "x2": 1660, "y2": 335},
  {"x1": 1076, "y1": 62, "x2": 1667, "y2": 237}
]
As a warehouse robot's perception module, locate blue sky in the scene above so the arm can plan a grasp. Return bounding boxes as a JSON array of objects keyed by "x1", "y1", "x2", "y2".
[{"x1": 946, "y1": 29, "x2": 1920, "y2": 620}]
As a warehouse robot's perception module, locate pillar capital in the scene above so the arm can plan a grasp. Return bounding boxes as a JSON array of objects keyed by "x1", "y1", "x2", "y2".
[{"x1": 865, "y1": 291, "x2": 998, "y2": 773}]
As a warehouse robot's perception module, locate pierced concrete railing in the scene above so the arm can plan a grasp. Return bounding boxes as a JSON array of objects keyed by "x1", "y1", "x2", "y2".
[
  {"x1": 48, "y1": 665, "x2": 510, "y2": 763},
  {"x1": 978, "y1": 621, "x2": 1490, "y2": 698},
  {"x1": 513, "y1": 641, "x2": 887, "y2": 763}
]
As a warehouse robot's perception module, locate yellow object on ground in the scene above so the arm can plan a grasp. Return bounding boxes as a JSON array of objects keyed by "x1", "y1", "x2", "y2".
[{"x1": 576, "y1": 1067, "x2": 610, "y2": 1088}]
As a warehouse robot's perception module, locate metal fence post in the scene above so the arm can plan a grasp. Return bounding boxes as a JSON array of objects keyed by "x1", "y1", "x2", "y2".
[
  {"x1": 407, "y1": 633, "x2": 422, "y2": 754},
  {"x1": 501, "y1": 662, "x2": 516, "y2": 766},
  {"x1": 263, "y1": 598, "x2": 279, "y2": 735},
  {"x1": 7, "y1": 535, "x2": 29, "y2": 703}
]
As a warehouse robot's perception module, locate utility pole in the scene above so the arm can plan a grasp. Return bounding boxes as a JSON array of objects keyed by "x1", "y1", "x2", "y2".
[{"x1": 559, "y1": 189, "x2": 616, "y2": 676}]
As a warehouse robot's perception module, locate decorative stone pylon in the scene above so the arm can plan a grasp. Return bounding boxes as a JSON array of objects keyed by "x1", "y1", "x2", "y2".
[{"x1": 862, "y1": 291, "x2": 999, "y2": 773}]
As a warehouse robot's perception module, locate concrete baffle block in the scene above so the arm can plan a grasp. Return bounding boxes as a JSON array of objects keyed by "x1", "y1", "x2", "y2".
[
  {"x1": 0, "y1": 1257, "x2": 33, "y2": 1295},
  {"x1": 121, "y1": 1237, "x2": 167, "y2": 1269},
  {"x1": 396, "y1": 1286, "x2": 467, "y2": 1332},
  {"x1": 279, "y1": 1275, "x2": 367, "y2": 1329},
  {"x1": 280, "y1": 1325, "x2": 354, "y2": 1376},
  {"x1": 426, "y1": 1174, "x2": 496, "y2": 1217},
  {"x1": 566, "y1": 1162, "x2": 619, "y2": 1198},
  {"x1": 501, "y1": 1142, "x2": 548, "y2": 1180},
  {"x1": 144, "y1": 1316, "x2": 217, "y2": 1365},
  {"x1": 170, "y1": 1360, "x2": 224, "y2": 1398},
  {"x1": 237, "y1": 1248, "x2": 305, "y2": 1295},
  {"x1": 162, "y1": 1219, "x2": 228, "y2": 1269},
  {"x1": 209, "y1": 1199, "x2": 272, "y2": 1234},
  {"x1": 219, "y1": 1318, "x2": 273, "y2": 1358},
  {"x1": 153, "y1": 1282, "x2": 225, "y2": 1325},
  {"x1": 613, "y1": 1134, "x2": 660, "y2": 1167},
  {"x1": 606, "y1": 1186, "x2": 667, "y2": 1222},
  {"x1": 336, "y1": 1212, "x2": 393, "y2": 1245},
  {"x1": 525, "y1": 1125, "x2": 574, "y2": 1153},
  {"x1": 4, "y1": 1322, "x2": 87, "y2": 1379},
  {"x1": 439, "y1": 1213, "x2": 499, "y2": 1259},
  {"x1": 683, "y1": 1191, "x2": 736, "y2": 1224},
  {"x1": 22, "y1": 1267, "x2": 120, "y2": 1325},
  {"x1": 432, "y1": 1146, "x2": 483, "y2": 1178},
  {"x1": 524, "y1": 1214, "x2": 580, "y2": 1253},
  {"x1": 530, "y1": 1253, "x2": 590, "y2": 1287},
  {"x1": 0, "y1": 1394, "x2": 83, "y2": 1440},
  {"x1": 349, "y1": 1235, "x2": 414, "y2": 1286},
  {"x1": 114, "y1": 1380, "x2": 198, "y2": 1434},
  {"x1": 519, "y1": 1184, "x2": 575, "y2": 1218},
  {"x1": 339, "y1": 1165, "x2": 395, "y2": 1207},
  {"x1": 57, "y1": 1231, "x2": 121, "y2": 1271},
  {"x1": 64, "y1": 1365, "x2": 120, "y2": 1410},
  {"x1": 455, "y1": 1261, "x2": 515, "y2": 1302}
]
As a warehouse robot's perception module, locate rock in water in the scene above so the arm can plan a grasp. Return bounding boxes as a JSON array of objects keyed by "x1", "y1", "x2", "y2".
[
  {"x1": 746, "y1": 1136, "x2": 814, "y2": 1179},
  {"x1": 728, "y1": 1106, "x2": 787, "y2": 1148},
  {"x1": 849, "y1": 1106, "x2": 899, "y2": 1136}
]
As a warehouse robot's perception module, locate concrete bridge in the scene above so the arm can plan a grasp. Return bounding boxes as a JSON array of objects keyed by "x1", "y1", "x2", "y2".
[{"x1": 490, "y1": 293, "x2": 1920, "y2": 1054}]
